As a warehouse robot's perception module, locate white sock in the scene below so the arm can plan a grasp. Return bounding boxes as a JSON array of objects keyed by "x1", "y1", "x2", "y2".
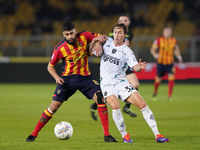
[
  {"x1": 47, "y1": 108, "x2": 54, "y2": 114},
  {"x1": 112, "y1": 109, "x2": 127, "y2": 138},
  {"x1": 141, "y1": 106, "x2": 160, "y2": 138}
]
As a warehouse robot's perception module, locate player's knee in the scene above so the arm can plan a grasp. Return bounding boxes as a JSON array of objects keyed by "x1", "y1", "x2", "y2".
[
  {"x1": 155, "y1": 75, "x2": 162, "y2": 83},
  {"x1": 138, "y1": 100, "x2": 147, "y2": 110},
  {"x1": 134, "y1": 82, "x2": 140, "y2": 89},
  {"x1": 110, "y1": 101, "x2": 120, "y2": 110},
  {"x1": 96, "y1": 91, "x2": 104, "y2": 104},
  {"x1": 168, "y1": 75, "x2": 175, "y2": 81}
]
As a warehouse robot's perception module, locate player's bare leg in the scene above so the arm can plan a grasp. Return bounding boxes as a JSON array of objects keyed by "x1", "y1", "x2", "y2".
[
  {"x1": 152, "y1": 76, "x2": 162, "y2": 101},
  {"x1": 168, "y1": 73, "x2": 175, "y2": 101},
  {"x1": 124, "y1": 73, "x2": 139, "y2": 117},
  {"x1": 93, "y1": 91, "x2": 117, "y2": 142},
  {"x1": 26, "y1": 101, "x2": 62, "y2": 142},
  {"x1": 126, "y1": 91, "x2": 169, "y2": 143},
  {"x1": 106, "y1": 95, "x2": 133, "y2": 143}
]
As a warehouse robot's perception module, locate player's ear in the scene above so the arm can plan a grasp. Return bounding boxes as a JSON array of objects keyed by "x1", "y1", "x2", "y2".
[
  {"x1": 75, "y1": 28, "x2": 78, "y2": 34},
  {"x1": 124, "y1": 33, "x2": 127, "y2": 38},
  {"x1": 62, "y1": 31, "x2": 65, "y2": 37}
]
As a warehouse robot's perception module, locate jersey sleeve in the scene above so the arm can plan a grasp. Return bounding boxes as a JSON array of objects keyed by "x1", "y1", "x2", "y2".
[
  {"x1": 174, "y1": 38, "x2": 178, "y2": 48},
  {"x1": 49, "y1": 48, "x2": 64, "y2": 66},
  {"x1": 82, "y1": 31, "x2": 99, "y2": 43},
  {"x1": 126, "y1": 47, "x2": 138, "y2": 68},
  {"x1": 152, "y1": 37, "x2": 159, "y2": 48}
]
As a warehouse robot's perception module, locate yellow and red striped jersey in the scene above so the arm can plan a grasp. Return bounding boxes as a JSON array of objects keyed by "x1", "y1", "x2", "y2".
[
  {"x1": 152, "y1": 36, "x2": 178, "y2": 65},
  {"x1": 49, "y1": 31, "x2": 98, "y2": 76}
]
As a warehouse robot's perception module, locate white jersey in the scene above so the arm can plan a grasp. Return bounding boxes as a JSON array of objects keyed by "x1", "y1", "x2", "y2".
[{"x1": 100, "y1": 40, "x2": 138, "y2": 86}]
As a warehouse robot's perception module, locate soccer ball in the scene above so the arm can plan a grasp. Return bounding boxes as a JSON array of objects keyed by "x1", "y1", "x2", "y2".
[{"x1": 54, "y1": 121, "x2": 73, "y2": 140}]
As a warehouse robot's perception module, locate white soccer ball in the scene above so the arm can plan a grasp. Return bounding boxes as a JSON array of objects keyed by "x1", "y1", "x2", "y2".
[{"x1": 54, "y1": 121, "x2": 73, "y2": 140}]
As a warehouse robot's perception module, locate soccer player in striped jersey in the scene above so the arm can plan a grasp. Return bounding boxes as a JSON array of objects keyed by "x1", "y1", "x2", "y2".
[
  {"x1": 26, "y1": 22, "x2": 117, "y2": 142},
  {"x1": 150, "y1": 26, "x2": 183, "y2": 101}
]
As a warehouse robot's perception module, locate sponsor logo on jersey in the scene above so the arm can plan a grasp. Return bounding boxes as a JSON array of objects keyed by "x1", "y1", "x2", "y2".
[
  {"x1": 103, "y1": 54, "x2": 119, "y2": 65},
  {"x1": 106, "y1": 45, "x2": 110, "y2": 47},
  {"x1": 112, "y1": 49, "x2": 117, "y2": 54}
]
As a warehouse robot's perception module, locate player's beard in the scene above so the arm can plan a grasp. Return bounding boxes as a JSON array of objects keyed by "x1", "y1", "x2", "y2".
[{"x1": 67, "y1": 37, "x2": 77, "y2": 45}]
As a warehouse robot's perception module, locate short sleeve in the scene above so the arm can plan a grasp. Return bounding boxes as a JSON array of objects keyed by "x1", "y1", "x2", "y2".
[
  {"x1": 174, "y1": 38, "x2": 178, "y2": 48},
  {"x1": 82, "y1": 31, "x2": 99, "y2": 43},
  {"x1": 126, "y1": 48, "x2": 138, "y2": 68},
  {"x1": 152, "y1": 38, "x2": 159, "y2": 48},
  {"x1": 49, "y1": 48, "x2": 64, "y2": 66}
]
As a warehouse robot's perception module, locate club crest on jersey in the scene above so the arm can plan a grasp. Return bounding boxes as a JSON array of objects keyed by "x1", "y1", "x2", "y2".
[
  {"x1": 57, "y1": 89, "x2": 61, "y2": 94},
  {"x1": 104, "y1": 91, "x2": 107, "y2": 96},
  {"x1": 112, "y1": 49, "x2": 117, "y2": 54}
]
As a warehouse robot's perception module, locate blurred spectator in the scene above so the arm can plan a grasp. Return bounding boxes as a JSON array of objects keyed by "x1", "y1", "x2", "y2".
[
  {"x1": 167, "y1": 8, "x2": 180, "y2": 25},
  {"x1": 0, "y1": 0, "x2": 17, "y2": 15}
]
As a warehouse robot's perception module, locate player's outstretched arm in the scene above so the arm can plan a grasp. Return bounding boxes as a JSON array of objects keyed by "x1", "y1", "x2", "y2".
[
  {"x1": 89, "y1": 35, "x2": 107, "y2": 56},
  {"x1": 47, "y1": 63, "x2": 65, "y2": 85},
  {"x1": 133, "y1": 59, "x2": 146, "y2": 72},
  {"x1": 150, "y1": 46, "x2": 159, "y2": 60},
  {"x1": 174, "y1": 46, "x2": 183, "y2": 63}
]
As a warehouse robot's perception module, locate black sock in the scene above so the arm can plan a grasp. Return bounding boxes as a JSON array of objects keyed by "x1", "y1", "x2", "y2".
[
  {"x1": 125, "y1": 103, "x2": 131, "y2": 108},
  {"x1": 91, "y1": 102, "x2": 97, "y2": 110}
]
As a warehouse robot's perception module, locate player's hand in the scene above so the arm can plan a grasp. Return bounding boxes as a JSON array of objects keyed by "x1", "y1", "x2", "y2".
[
  {"x1": 154, "y1": 53, "x2": 159, "y2": 60},
  {"x1": 55, "y1": 77, "x2": 65, "y2": 85},
  {"x1": 95, "y1": 35, "x2": 107, "y2": 43},
  {"x1": 138, "y1": 59, "x2": 146, "y2": 69},
  {"x1": 93, "y1": 41, "x2": 103, "y2": 57}
]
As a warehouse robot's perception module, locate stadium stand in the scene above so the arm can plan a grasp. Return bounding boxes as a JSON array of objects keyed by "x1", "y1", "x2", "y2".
[{"x1": 0, "y1": 0, "x2": 199, "y2": 60}]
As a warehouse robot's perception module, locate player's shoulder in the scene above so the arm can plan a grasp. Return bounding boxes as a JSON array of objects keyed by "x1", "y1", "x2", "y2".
[
  {"x1": 156, "y1": 36, "x2": 162, "y2": 40},
  {"x1": 123, "y1": 43, "x2": 130, "y2": 50},
  {"x1": 127, "y1": 29, "x2": 134, "y2": 35},
  {"x1": 104, "y1": 39, "x2": 113, "y2": 47},
  {"x1": 77, "y1": 31, "x2": 97, "y2": 37},
  {"x1": 54, "y1": 39, "x2": 67, "y2": 51},
  {"x1": 120, "y1": 44, "x2": 132, "y2": 54},
  {"x1": 170, "y1": 36, "x2": 177, "y2": 40}
]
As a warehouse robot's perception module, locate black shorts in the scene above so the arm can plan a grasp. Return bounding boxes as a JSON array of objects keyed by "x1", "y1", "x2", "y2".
[
  {"x1": 125, "y1": 67, "x2": 135, "y2": 75},
  {"x1": 52, "y1": 75, "x2": 100, "y2": 103},
  {"x1": 157, "y1": 63, "x2": 175, "y2": 77}
]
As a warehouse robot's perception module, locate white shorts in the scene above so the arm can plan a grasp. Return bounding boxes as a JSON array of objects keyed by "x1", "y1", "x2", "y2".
[{"x1": 101, "y1": 80, "x2": 137, "y2": 102}]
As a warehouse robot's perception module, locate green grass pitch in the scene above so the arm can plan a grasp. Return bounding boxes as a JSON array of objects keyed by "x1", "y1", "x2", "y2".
[{"x1": 0, "y1": 83, "x2": 199, "y2": 150}]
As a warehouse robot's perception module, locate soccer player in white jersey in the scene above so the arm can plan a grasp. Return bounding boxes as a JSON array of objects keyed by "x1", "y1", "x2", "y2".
[{"x1": 92, "y1": 23, "x2": 169, "y2": 143}]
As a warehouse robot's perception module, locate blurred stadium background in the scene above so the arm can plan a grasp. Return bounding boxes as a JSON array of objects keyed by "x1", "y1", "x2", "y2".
[{"x1": 0, "y1": 0, "x2": 200, "y2": 83}]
